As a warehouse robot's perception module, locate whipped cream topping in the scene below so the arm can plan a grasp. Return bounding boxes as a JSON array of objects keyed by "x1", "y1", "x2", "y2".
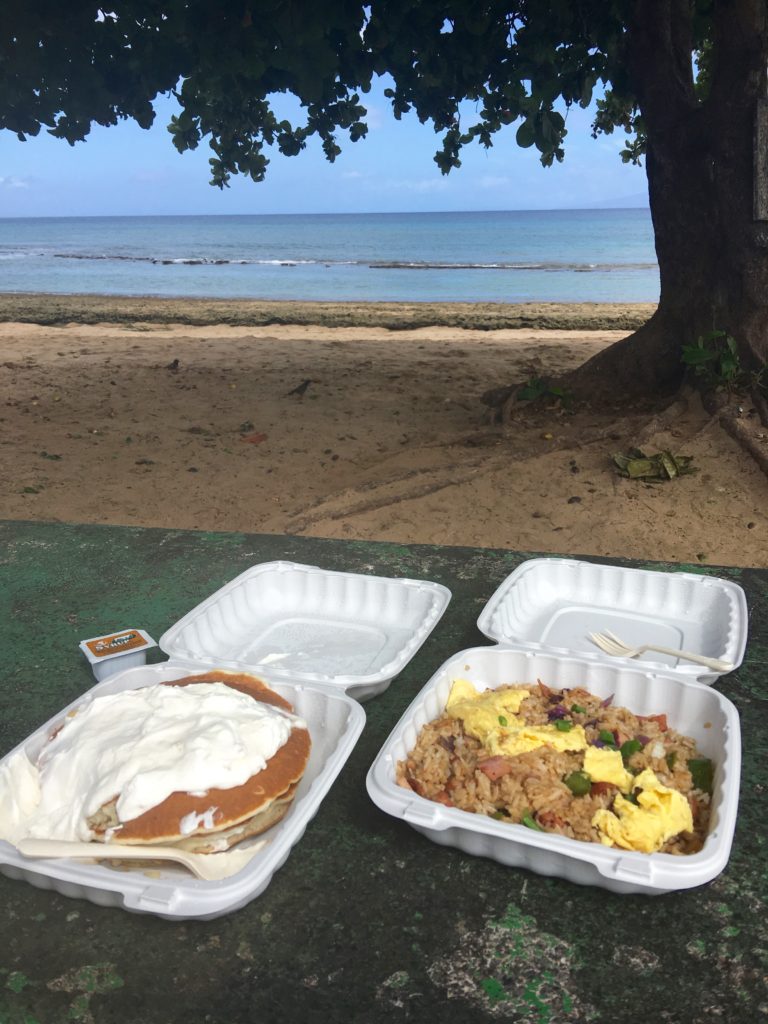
[{"x1": 0, "y1": 681, "x2": 304, "y2": 844}]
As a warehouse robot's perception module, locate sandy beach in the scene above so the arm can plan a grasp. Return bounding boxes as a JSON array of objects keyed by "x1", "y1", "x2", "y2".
[{"x1": 1, "y1": 294, "x2": 767, "y2": 568}]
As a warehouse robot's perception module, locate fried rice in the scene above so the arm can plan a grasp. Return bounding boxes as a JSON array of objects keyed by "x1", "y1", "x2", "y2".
[{"x1": 396, "y1": 680, "x2": 712, "y2": 854}]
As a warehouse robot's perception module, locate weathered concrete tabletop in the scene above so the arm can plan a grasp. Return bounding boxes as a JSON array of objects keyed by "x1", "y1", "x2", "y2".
[{"x1": 0, "y1": 520, "x2": 765, "y2": 1024}]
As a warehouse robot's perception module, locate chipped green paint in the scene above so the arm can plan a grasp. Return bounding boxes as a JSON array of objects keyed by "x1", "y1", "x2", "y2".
[
  {"x1": 45, "y1": 963, "x2": 124, "y2": 1024},
  {"x1": 497, "y1": 904, "x2": 537, "y2": 932},
  {"x1": 0, "y1": 1013, "x2": 42, "y2": 1024},
  {"x1": 494, "y1": 904, "x2": 539, "y2": 959},
  {"x1": 235, "y1": 941, "x2": 254, "y2": 962},
  {"x1": 47, "y1": 962, "x2": 123, "y2": 995},
  {"x1": 427, "y1": 901, "x2": 590, "y2": 1020},
  {"x1": 476, "y1": 972, "x2": 575, "y2": 1022},
  {"x1": 523, "y1": 979, "x2": 552, "y2": 1024},
  {"x1": 73, "y1": 964, "x2": 123, "y2": 995},
  {"x1": 4, "y1": 975, "x2": 29, "y2": 995},
  {"x1": 686, "y1": 938, "x2": 707, "y2": 958},
  {"x1": 480, "y1": 977, "x2": 506, "y2": 1001},
  {"x1": 66, "y1": 993, "x2": 91, "y2": 1022},
  {"x1": 384, "y1": 971, "x2": 410, "y2": 990}
]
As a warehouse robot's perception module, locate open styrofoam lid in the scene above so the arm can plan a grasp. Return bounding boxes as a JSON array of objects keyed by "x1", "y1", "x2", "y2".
[
  {"x1": 477, "y1": 558, "x2": 748, "y2": 684},
  {"x1": 159, "y1": 561, "x2": 451, "y2": 694}
]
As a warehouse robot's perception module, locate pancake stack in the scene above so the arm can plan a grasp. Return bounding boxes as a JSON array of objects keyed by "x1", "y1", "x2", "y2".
[{"x1": 83, "y1": 671, "x2": 311, "y2": 854}]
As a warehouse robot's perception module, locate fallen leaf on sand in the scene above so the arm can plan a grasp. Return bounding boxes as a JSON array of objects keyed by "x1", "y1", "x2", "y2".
[
  {"x1": 612, "y1": 448, "x2": 696, "y2": 480},
  {"x1": 241, "y1": 432, "x2": 268, "y2": 445}
]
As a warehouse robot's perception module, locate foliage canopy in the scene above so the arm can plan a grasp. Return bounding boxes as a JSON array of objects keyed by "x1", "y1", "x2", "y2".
[{"x1": 0, "y1": 1, "x2": 683, "y2": 187}]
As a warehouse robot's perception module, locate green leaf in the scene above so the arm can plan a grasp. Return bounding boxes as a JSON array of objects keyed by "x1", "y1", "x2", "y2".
[
  {"x1": 515, "y1": 118, "x2": 536, "y2": 148},
  {"x1": 681, "y1": 346, "x2": 718, "y2": 366},
  {"x1": 517, "y1": 377, "x2": 548, "y2": 401}
]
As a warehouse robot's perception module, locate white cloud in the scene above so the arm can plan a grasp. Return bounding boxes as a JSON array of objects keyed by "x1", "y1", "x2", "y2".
[
  {"x1": 0, "y1": 176, "x2": 31, "y2": 189},
  {"x1": 479, "y1": 175, "x2": 511, "y2": 189},
  {"x1": 341, "y1": 170, "x2": 365, "y2": 180},
  {"x1": 130, "y1": 168, "x2": 174, "y2": 183},
  {"x1": 383, "y1": 177, "x2": 450, "y2": 193},
  {"x1": 360, "y1": 103, "x2": 385, "y2": 130}
]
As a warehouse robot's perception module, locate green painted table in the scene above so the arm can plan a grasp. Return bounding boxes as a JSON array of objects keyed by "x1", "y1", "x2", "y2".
[{"x1": 0, "y1": 520, "x2": 765, "y2": 1024}]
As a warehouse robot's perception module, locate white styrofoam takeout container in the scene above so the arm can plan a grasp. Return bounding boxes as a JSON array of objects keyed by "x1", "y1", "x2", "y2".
[
  {"x1": 0, "y1": 662, "x2": 366, "y2": 920},
  {"x1": 477, "y1": 558, "x2": 748, "y2": 685},
  {"x1": 159, "y1": 560, "x2": 452, "y2": 702},
  {"x1": 366, "y1": 644, "x2": 742, "y2": 895}
]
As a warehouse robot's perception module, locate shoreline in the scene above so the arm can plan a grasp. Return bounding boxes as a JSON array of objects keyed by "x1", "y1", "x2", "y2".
[{"x1": 0, "y1": 293, "x2": 656, "y2": 332}]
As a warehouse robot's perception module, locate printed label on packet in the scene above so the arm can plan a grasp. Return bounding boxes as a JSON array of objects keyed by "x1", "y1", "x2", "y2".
[{"x1": 85, "y1": 630, "x2": 149, "y2": 658}]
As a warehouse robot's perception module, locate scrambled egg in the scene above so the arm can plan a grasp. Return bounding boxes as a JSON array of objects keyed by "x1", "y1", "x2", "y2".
[
  {"x1": 445, "y1": 678, "x2": 587, "y2": 756},
  {"x1": 591, "y1": 768, "x2": 693, "y2": 853},
  {"x1": 583, "y1": 746, "x2": 634, "y2": 793}
]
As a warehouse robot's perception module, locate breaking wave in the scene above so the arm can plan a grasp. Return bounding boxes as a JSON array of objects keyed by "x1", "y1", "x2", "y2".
[{"x1": 48, "y1": 252, "x2": 656, "y2": 273}]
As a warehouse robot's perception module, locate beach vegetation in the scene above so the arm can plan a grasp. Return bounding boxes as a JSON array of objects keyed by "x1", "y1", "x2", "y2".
[
  {"x1": 681, "y1": 331, "x2": 745, "y2": 392},
  {"x1": 681, "y1": 330, "x2": 767, "y2": 398},
  {"x1": 516, "y1": 377, "x2": 571, "y2": 406},
  {"x1": 2, "y1": 1, "x2": 768, "y2": 425}
]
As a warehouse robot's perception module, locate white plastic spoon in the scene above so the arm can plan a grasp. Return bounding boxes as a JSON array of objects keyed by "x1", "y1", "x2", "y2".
[{"x1": 16, "y1": 837, "x2": 266, "y2": 881}]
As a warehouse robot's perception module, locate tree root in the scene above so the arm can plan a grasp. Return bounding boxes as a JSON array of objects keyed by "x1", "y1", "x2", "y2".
[
  {"x1": 281, "y1": 460, "x2": 487, "y2": 533},
  {"x1": 280, "y1": 410, "x2": 664, "y2": 535},
  {"x1": 701, "y1": 387, "x2": 768, "y2": 479}
]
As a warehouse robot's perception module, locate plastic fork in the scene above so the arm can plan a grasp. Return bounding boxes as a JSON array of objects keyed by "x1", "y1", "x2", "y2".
[
  {"x1": 587, "y1": 629, "x2": 734, "y2": 672},
  {"x1": 16, "y1": 837, "x2": 267, "y2": 881}
]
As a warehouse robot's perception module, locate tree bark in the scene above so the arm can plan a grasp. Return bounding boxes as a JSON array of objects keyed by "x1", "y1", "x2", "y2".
[{"x1": 520, "y1": 0, "x2": 768, "y2": 410}]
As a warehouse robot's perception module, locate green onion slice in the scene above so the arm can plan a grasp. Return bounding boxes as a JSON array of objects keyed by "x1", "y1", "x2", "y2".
[
  {"x1": 620, "y1": 738, "x2": 643, "y2": 764},
  {"x1": 564, "y1": 770, "x2": 592, "y2": 796},
  {"x1": 688, "y1": 757, "x2": 714, "y2": 794},
  {"x1": 521, "y1": 812, "x2": 544, "y2": 831}
]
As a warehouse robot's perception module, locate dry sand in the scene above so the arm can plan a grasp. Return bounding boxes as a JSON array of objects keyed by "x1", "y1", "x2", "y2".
[{"x1": 1, "y1": 295, "x2": 767, "y2": 568}]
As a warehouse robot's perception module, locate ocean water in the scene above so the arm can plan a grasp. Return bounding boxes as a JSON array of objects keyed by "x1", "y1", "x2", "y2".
[{"x1": 0, "y1": 209, "x2": 658, "y2": 304}]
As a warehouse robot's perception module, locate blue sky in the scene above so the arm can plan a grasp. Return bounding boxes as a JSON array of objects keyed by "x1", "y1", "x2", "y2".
[{"x1": 0, "y1": 79, "x2": 648, "y2": 218}]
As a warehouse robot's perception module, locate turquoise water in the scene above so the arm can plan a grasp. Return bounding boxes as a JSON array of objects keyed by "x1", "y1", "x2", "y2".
[{"x1": 0, "y1": 209, "x2": 658, "y2": 303}]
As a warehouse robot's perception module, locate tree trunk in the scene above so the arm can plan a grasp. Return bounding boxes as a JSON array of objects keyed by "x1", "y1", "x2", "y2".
[{"x1": 539, "y1": 0, "x2": 768, "y2": 409}]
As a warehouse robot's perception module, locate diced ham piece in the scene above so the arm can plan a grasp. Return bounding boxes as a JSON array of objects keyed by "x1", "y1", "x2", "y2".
[
  {"x1": 590, "y1": 781, "x2": 617, "y2": 796},
  {"x1": 538, "y1": 810, "x2": 566, "y2": 829},
  {"x1": 477, "y1": 756, "x2": 515, "y2": 780},
  {"x1": 639, "y1": 713, "x2": 668, "y2": 732},
  {"x1": 406, "y1": 775, "x2": 426, "y2": 796}
]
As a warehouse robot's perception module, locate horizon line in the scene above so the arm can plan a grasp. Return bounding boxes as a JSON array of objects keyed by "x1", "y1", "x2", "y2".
[{"x1": 0, "y1": 205, "x2": 650, "y2": 221}]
